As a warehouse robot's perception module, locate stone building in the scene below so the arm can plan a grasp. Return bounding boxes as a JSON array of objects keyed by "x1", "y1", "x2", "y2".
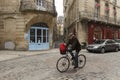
[
  {"x1": 0, "y1": 0, "x2": 57, "y2": 50},
  {"x1": 53, "y1": 16, "x2": 64, "y2": 48},
  {"x1": 57, "y1": 16, "x2": 64, "y2": 39},
  {"x1": 64, "y1": 0, "x2": 120, "y2": 44}
]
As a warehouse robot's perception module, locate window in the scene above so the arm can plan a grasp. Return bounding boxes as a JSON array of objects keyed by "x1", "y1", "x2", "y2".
[
  {"x1": 105, "y1": 1, "x2": 109, "y2": 21},
  {"x1": 106, "y1": 40, "x2": 115, "y2": 44},
  {"x1": 37, "y1": 29, "x2": 41, "y2": 43},
  {"x1": 113, "y1": 6, "x2": 117, "y2": 23},
  {"x1": 30, "y1": 29, "x2": 35, "y2": 43},
  {"x1": 43, "y1": 30, "x2": 47, "y2": 43},
  {"x1": 35, "y1": 0, "x2": 46, "y2": 8},
  {"x1": 94, "y1": 0, "x2": 100, "y2": 19},
  {"x1": 112, "y1": 0, "x2": 117, "y2": 5},
  {"x1": 93, "y1": 40, "x2": 105, "y2": 44}
]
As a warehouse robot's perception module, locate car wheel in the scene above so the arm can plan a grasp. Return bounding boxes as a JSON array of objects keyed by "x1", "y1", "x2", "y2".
[
  {"x1": 101, "y1": 48, "x2": 105, "y2": 53},
  {"x1": 115, "y1": 47, "x2": 119, "y2": 52}
]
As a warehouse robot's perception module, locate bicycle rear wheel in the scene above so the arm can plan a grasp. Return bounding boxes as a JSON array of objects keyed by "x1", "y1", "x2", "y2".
[
  {"x1": 78, "y1": 54, "x2": 86, "y2": 68},
  {"x1": 56, "y1": 56, "x2": 70, "y2": 73}
]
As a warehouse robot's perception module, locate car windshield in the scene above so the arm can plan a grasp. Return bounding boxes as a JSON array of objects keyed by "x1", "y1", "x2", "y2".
[{"x1": 93, "y1": 40, "x2": 105, "y2": 44}]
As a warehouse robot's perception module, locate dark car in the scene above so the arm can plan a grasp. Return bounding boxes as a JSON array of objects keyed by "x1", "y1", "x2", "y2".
[
  {"x1": 114, "y1": 39, "x2": 120, "y2": 50},
  {"x1": 86, "y1": 39, "x2": 119, "y2": 53}
]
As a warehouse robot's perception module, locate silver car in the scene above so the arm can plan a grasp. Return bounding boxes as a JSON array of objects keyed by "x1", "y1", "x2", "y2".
[{"x1": 86, "y1": 39, "x2": 119, "y2": 53}]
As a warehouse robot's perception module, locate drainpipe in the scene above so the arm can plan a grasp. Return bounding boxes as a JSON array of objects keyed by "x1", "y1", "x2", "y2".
[
  {"x1": 53, "y1": 0, "x2": 57, "y2": 16},
  {"x1": 53, "y1": 0, "x2": 55, "y2": 6},
  {"x1": 53, "y1": 0, "x2": 55, "y2": 13}
]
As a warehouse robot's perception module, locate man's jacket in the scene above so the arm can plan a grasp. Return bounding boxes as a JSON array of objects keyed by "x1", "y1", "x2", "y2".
[{"x1": 66, "y1": 36, "x2": 81, "y2": 51}]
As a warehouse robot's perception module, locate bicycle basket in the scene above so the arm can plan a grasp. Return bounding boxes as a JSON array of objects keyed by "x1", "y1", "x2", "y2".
[{"x1": 59, "y1": 43, "x2": 66, "y2": 55}]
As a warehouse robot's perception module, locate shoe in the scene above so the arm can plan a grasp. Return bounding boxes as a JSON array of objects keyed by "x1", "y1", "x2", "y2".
[
  {"x1": 71, "y1": 57, "x2": 74, "y2": 60},
  {"x1": 73, "y1": 66, "x2": 78, "y2": 69},
  {"x1": 72, "y1": 61, "x2": 75, "y2": 65}
]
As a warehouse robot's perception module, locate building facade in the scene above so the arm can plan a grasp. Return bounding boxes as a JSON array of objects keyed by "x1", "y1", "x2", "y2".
[
  {"x1": 53, "y1": 16, "x2": 64, "y2": 48},
  {"x1": 64, "y1": 0, "x2": 120, "y2": 44},
  {"x1": 0, "y1": 0, "x2": 57, "y2": 50},
  {"x1": 57, "y1": 16, "x2": 64, "y2": 39}
]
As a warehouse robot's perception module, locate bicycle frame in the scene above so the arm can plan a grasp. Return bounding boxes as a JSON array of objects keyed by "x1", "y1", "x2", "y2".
[{"x1": 63, "y1": 51, "x2": 71, "y2": 60}]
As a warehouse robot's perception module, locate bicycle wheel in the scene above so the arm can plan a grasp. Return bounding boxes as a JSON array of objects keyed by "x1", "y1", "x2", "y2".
[
  {"x1": 78, "y1": 54, "x2": 86, "y2": 68},
  {"x1": 56, "y1": 56, "x2": 70, "y2": 73}
]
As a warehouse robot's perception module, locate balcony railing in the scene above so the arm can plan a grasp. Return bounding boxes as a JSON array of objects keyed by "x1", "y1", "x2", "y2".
[
  {"x1": 79, "y1": 11, "x2": 120, "y2": 26},
  {"x1": 20, "y1": 0, "x2": 57, "y2": 16}
]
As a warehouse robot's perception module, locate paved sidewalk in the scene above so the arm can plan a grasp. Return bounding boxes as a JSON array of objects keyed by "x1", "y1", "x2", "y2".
[{"x1": 0, "y1": 49, "x2": 59, "y2": 62}]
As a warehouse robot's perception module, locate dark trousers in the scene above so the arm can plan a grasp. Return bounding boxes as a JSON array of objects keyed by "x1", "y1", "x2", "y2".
[{"x1": 69, "y1": 50, "x2": 80, "y2": 67}]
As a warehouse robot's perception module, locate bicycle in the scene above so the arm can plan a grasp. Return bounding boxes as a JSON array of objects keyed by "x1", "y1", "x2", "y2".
[{"x1": 56, "y1": 50, "x2": 86, "y2": 73}]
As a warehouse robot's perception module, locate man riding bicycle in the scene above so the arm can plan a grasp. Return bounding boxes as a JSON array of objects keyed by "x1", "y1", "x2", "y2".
[{"x1": 66, "y1": 33, "x2": 81, "y2": 69}]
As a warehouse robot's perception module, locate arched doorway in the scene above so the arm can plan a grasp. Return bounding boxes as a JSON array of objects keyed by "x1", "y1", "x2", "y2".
[
  {"x1": 93, "y1": 27, "x2": 102, "y2": 40},
  {"x1": 28, "y1": 23, "x2": 49, "y2": 50}
]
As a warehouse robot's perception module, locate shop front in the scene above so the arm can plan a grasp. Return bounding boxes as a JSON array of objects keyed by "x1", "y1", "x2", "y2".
[{"x1": 88, "y1": 23, "x2": 120, "y2": 44}]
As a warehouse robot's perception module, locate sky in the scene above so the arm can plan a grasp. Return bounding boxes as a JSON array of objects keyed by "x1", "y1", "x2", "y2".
[{"x1": 55, "y1": 0, "x2": 63, "y2": 16}]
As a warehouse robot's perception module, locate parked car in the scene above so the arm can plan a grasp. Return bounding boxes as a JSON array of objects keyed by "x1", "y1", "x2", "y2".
[
  {"x1": 114, "y1": 39, "x2": 120, "y2": 50},
  {"x1": 86, "y1": 39, "x2": 119, "y2": 53}
]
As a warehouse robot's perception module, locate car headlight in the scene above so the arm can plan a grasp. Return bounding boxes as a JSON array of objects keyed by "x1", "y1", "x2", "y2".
[{"x1": 94, "y1": 46, "x2": 100, "y2": 48}]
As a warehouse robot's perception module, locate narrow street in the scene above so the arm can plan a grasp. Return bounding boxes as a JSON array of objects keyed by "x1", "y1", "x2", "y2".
[
  {"x1": 0, "y1": 49, "x2": 120, "y2": 80},
  {"x1": 0, "y1": 0, "x2": 120, "y2": 80}
]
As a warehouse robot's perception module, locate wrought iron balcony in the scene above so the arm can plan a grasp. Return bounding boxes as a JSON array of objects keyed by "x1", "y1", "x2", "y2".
[
  {"x1": 20, "y1": 0, "x2": 57, "y2": 16},
  {"x1": 79, "y1": 11, "x2": 120, "y2": 26}
]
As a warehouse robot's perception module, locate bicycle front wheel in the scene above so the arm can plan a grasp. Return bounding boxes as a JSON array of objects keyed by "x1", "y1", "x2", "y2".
[
  {"x1": 56, "y1": 56, "x2": 70, "y2": 73},
  {"x1": 78, "y1": 54, "x2": 86, "y2": 68}
]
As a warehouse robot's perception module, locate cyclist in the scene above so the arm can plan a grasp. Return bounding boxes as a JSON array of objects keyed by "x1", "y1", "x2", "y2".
[{"x1": 66, "y1": 33, "x2": 81, "y2": 69}]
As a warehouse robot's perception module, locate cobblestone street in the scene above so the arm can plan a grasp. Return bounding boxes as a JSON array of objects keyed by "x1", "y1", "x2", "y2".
[{"x1": 0, "y1": 49, "x2": 120, "y2": 80}]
